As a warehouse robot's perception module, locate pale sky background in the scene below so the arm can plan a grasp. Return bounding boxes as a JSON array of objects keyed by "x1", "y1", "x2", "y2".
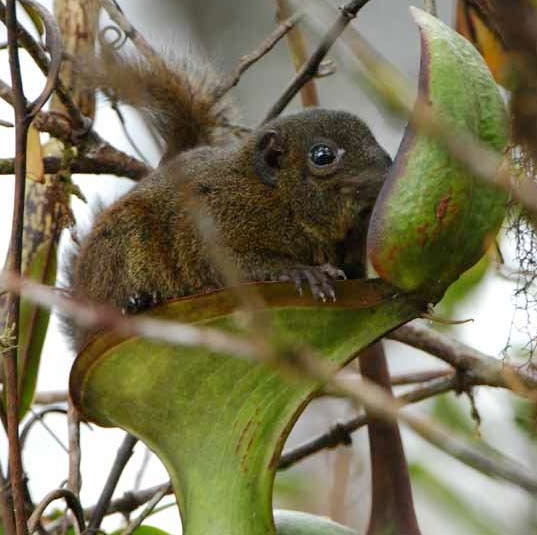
[{"x1": 0, "y1": 1, "x2": 536, "y2": 534}]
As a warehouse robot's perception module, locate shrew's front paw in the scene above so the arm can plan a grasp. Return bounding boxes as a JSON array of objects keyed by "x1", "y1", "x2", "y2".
[
  {"x1": 273, "y1": 263, "x2": 346, "y2": 302},
  {"x1": 121, "y1": 291, "x2": 162, "y2": 315}
]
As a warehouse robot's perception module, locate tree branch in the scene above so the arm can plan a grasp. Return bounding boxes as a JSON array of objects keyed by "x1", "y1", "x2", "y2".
[
  {"x1": 390, "y1": 321, "x2": 537, "y2": 392},
  {"x1": 278, "y1": 374, "x2": 456, "y2": 470},
  {"x1": 3, "y1": 0, "x2": 32, "y2": 533},
  {"x1": 264, "y1": 0, "x2": 372, "y2": 121},
  {"x1": 27, "y1": 489, "x2": 85, "y2": 535},
  {"x1": 87, "y1": 433, "x2": 137, "y2": 532},
  {"x1": 215, "y1": 10, "x2": 302, "y2": 100}
]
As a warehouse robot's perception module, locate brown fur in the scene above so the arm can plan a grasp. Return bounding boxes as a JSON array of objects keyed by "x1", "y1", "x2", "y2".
[
  {"x1": 64, "y1": 52, "x2": 390, "y2": 351},
  {"x1": 83, "y1": 47, "x2": 236, "y2": 161}
]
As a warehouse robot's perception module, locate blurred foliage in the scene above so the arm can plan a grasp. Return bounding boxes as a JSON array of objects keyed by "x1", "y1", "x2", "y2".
[
  {"x1": 410, "y1": 463, "x2": 504, "y2": 535},
  {"x1": 434, "y1": 253, "x2": 490, "y2": 320},
  {"x1": 512, "y1": 397, "x2": 537, "y2": 440}
]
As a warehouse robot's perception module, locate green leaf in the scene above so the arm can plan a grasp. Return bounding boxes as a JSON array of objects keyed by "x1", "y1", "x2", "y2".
[
  {"x1": 410, "y1": 463, "x2": 504, "y2": 535},
  {"x1": 70, "y1": 280, "x2": 424, "y2": 535},
  {"x1": 274, "y1": 510, "x2": 358, "y2": 535},
  {"x1": 431, "y1": 393, "x2": 475, "y2": 437},
  {"x1": 21, "y1": 4, "x2": 44, "y2": 35},
  {"x1": 513, "y1": 397, "x2": 537, "y2": 441},
  {"x1": 17, "y1": 239, "x2": 57, "y2": 418},
  {"x1": 367, "y1": 8, "x2": 509, "y2": 300},
  {"x1": 111, "y1": 526, "x2": 171, "y2": 535},
  {"x1": 435, "y1": 252, "x2": 490, "y2": 319}
]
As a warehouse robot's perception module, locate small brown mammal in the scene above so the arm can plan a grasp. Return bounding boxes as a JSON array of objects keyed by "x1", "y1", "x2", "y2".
[{"x1": 64, "y1": 50, "x2": 390, "y2": 351}]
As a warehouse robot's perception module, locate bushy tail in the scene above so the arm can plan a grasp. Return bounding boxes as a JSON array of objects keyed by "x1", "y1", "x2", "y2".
[{"x1": 86, "y1": 47, "x2": 236, "y2": 162}]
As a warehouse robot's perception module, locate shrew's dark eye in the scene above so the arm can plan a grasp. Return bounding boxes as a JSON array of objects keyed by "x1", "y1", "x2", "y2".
[{"x1": 309, "y1": 144, "x2": 336, "y2": 167}]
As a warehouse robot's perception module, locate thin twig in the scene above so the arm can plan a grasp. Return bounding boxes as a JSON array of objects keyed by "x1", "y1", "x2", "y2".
[
  {"x1": 133, "y1": 447, "x2": 151, "y2": 492},
  {"x1": 0, "y1": 79, "x2": 150, "y2": 181},
  {"x1": 27, "y1": 489, "x2": 85, "y2": 535},
  {"x1": 33, "y1": 390, "x2": 68, "y2": 404},
  {"x1": 4, "y1": 1, "x2": 31, "y2": 533},
  {"x1": 20, "y1": 406, "x2": 67, "y2": 450},
  {"x1": 291, "y1": 350, "x2": 537, "y2": 494},
  {"x1": 118, "y1": 486, "x2": 168, "y2": 535},
  {"x1": 0, "y1": 2, "x2": 85, "y2": 129},
  {"x1": 275, "y1": 0, "x2": 319, "y2": 108},
  {"x1": 423, "y1": 0, "x2": 438, "y2": 16},
  {"x1": 264, "y1": 0, "x2": 372, "y2": 121},
  {"x1": 390, "y1": 321, "x2": 537, "y2": 392},
  {"x1": 67, "y1": 399, "x2": 81, "y2": 497},
  {"x1": 0, "y1": 457, "x2": 16, "y2": 535},
  {"x1": 88, "y1": 434, "x2": 138, "y2": 532},
  {"x1": 18, "y1": 0, "x2": 63, "y2": 117},
  {"x1": 0, "y1": 272, "x2": 262, "y2": 360},
  {"x1": 99, "y1": 0, "x2": 157, "y2": 59},
  {"x1": 85, "y1": 482, "x2": 172, "y2": 518},
  {"x1": 279, "y1": 374, "x2": 456, "y2": 470},
  {"x1": 214, "y1": 10, "x2": 302, "y2": 100},
  {"x1": 28, "y1": 408, "x2": 68, "y2": 453}
]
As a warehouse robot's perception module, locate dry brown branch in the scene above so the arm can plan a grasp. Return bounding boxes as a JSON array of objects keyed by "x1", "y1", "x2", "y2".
[
  {"x1": 18, "y1": 0, "x2": 63, "y2": 117},
  {"x1": 86, "y1": 482, "x2": 172, "y2": 518},
  {"x1": 118, "y1": 485, "x2": 168, "y2": 535},
  {"x1": 296, "y1": 351, "x2": 537, "y2": 494},
  {"x1": 67, "y1": 399, "x2": 81, "y2": 497},
  {"x1": 3, "y1": 1, "x2": 34, "y2": 533},
  {"x1": 88, "y1": 434, "x2": 137, "y2": 532},
  {"x1": 27, "y1": 489, "x2": 85, "y2": 535},
  {"x1": 214, "y1": 10, "x2": 302, "y2": 100},
  {"x1": 264, "y1": 0, "x2": 373, "y2": 121},
  {"x1": 0, "y1": 154, "x2": 149, "y2": 179},
  {"x1": 0, "y1": 272, "x2": 262, "y2": 359},
  {"x1": 0, "y1": 459, "x2": 16, "y2": 535},
  {"x1": 3, "y1": 271, "x2": 537, "y2": 492},
  {"x1": 33, "y1": 390, "x2": 68, "y2": 404},
  {"x1": 279, "y1": 374, "x2": 456, "y2": 469},
  {"x1": 0, "y1": 2, "x2": 86, "y2": 129},
  {"x1": 390, "y1": 321, "x2": 537, "y2": 392},
  {"x1": 275, "y1": 0, "x2": 319, "y2": 108},
  {"x1": 0, "y1": 79, "x2": 151, "y2": 180}
]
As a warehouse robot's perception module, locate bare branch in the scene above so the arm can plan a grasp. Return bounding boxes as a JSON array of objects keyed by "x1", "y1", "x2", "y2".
[
  {"x1": 390, "y1": 321, "x2": 537, "y2": 392},
  {"x1": 0, "y1": 80, "x2": 151, "y2": 180},
  {"x1": 99, "y1": 0, "x2": 157, "y2": 59},
  {"x1": 20, "y1": 406, "x2": 68, "y2": 450},
  {"x1": 293, "y1": 350, "x2": 537, "y2": 494},
  {"x1": 264, "y1": 0, "x2": 373, "y2": 121},
  {"x1": 67, "y1": 399, "x2": 81, "y2": 498},
  {"x1": 215, "y1": 10, "x2": 302, "y2": 100},
  {"x1": 279, "y1": 374, "x2": 456, "y2": 470},
  {"x1": 0, "y1": 2, "x2": 86, "y2": 129},
  {"x1": 0, "y1": 272, "x2": 261, "y2": 359},
  {"x1": 275, "y1": 0, "x2": 319, "y2": 108},
  {"x1": 85, "y1": 482, "x2": 172, "y2": 518},
  {"x1": 18, "y1": 0, "x2": 63, "y2": 117},
  {"x1": 33, "y1": 390, "x2": 67, "y2": 404},
  {"x1": 0, "y1": 154, "x2": 149, "y2": 180},
  {"x1": 0, "y1": 458, "x2": 16, "y2": 535},
  {"x1": 118, "y1": 485, "x2": 168, "y2": 535},
  {"x1": 3, "y1": 0, "x2": 31, "y2": 533},
  {"x1": 88, "y1": 434, "x2": 137, "y2": 532},
  {"x1": 27, "y1": 489, "x2": 85, "y2": 535}
]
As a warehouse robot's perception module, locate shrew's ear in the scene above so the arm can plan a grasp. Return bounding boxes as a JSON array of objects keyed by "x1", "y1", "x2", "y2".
[{"x1": 252, "y1": 129, "x2": 285, "y2": 188}]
